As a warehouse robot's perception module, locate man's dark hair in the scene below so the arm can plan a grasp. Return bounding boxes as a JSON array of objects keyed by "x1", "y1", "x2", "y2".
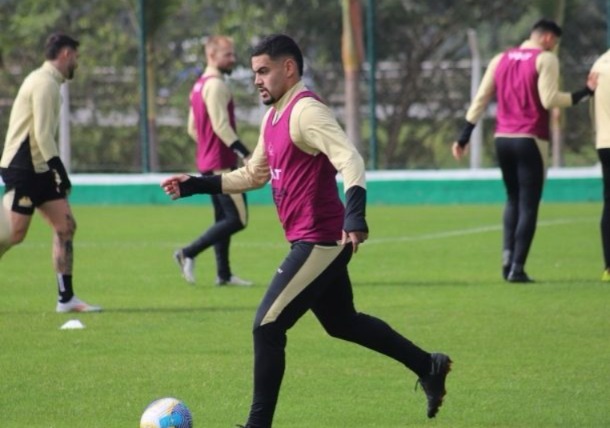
[
  {"x1": 45, "y1": 33, "x2": 80, "y2": 60},
  {"x1": 531, "y1": 19, "x2": 562, "y2": 37},
  {"x1": 251, "y1": 34, "x2": 304, "y2": 76}
]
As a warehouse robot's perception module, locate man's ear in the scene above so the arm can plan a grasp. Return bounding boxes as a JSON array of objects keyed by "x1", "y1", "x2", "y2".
[{"x1": 283, "y1": 57, "x2": 297, "y2": 78}]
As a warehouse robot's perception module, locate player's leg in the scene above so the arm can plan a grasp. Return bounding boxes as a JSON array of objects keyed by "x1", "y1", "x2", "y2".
[
  {"x1": 38, "y1": 196, "x2": 100, "y2": 312},
  {"x1": 0, "y1": 196, "x2": 10, "y2": 257},
  {"x1": 597, "y1": 148, "x2": 610, "y2": 279},
  {"x1": 0, "y1": 189, "x2": 34, "y2": 258},
  {"x1": 212, "y1": 193, "x2": 250, "y2": 285},
  {"x1": 311, "y1": 252, "x2": 451, "y2": 418},
  {"x1": 0, "y1": 168, "x2": 38, "y2": 258},
  {"x1": 496, "y1": 137, "x2": 519, "y2": 279},
  {"x1": 37, "y1": 198, "x2": 76, "y2": 276},
  {"x1": 177, "y1": 193, "x2": 247, "y2": 284},
  {"x1": 508, "y1": 138, "x2": 544, "y2": 281},
  {"x1": 183, "y1": 194, "x2": 246, "y2": 258},
  {"x1": 245, "y1": 242, "x2": 348, "y2": 428},
  {"x1": 174, "y1": 194, "x2": 218, "y2": 283},
  {"x1": 312, "y1": 257, "x2": 431, "y2": 375}
]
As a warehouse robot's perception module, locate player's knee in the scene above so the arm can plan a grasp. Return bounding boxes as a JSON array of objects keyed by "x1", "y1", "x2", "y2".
[
  {"x1": 253, "y1": 323, "x2": 287, "y2": 348},
  {"x1": 55, "y1": 219, "x2": 77, "y2": 239},
  {"x1": 227, "y1": 218, "x2": 246, "y2": 233},
  {"x1": 321, "y1": 318, "x2": 353, "y2": 340},
  {"x1": 0, "y1": 212, "x2": 11, "y2": 246},
  {"x1": 10, "y1": 226, "x2": 27, "y2": 245}
]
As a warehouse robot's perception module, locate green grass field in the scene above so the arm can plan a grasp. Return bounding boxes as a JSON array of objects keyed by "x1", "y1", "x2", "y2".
[{"x1": 1, "y1": 202, "x2": 609, "y2": 427}]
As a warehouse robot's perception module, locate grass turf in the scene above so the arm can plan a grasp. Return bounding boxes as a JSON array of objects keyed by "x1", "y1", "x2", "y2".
[{"x1": 0, "y1": 202, "x2": 608, "y2": 427}]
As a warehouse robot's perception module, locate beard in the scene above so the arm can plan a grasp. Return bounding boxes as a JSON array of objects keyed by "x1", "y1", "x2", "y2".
[
  {"x1": 218, "y1": 66, "x2": 233, "y2": 76},
  {"x1": 259, "y1": 89, "x2": 275, "y2": 105},
  {"x1": 66, "y1": 65, "x2": 76, "y2": 80}
]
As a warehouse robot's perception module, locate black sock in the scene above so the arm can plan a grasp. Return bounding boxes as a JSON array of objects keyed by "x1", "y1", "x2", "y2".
[{"x1": 57, "y1": 274, "x2": 74, "y2": 303}]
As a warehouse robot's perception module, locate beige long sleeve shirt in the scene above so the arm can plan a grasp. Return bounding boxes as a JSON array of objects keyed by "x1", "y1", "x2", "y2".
[
  {"x1": 590, "y1": 49, "x2": 610, "y2": 149},
  {"x1": 221, "y1": 81, "x2": 366, "y2": 194},
  {"x1": 187, "y1": 66, "x2": 239, "y2": 146},
  {"x1": 1, "y1": 61, "x2": 65, "y2": 172},
  {"x1": 466, "y1": 40, "x2": 572, "y2": 138}
]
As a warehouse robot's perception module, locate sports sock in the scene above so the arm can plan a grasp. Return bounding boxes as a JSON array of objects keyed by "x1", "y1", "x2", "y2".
[{"x1": 57, "y1": 274, "x2": 74, "y2": 303}]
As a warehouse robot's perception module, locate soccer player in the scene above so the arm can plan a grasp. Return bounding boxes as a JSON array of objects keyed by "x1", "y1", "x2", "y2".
[
  {"x1": 589, "y1": 50, "x2": 610, "y2": 281},
  {"x1": 0, "y1": 33, "x2": 101, "y2": 313},
  {"x1": 452, "y1": 19, "x2": 596, "y2": 283},
  {"x1": 173, "y1": 35, "x2": 252, "y2": 287},
  {"x1": 162, "y1": 34, "x2": 452, "y2": 427}
]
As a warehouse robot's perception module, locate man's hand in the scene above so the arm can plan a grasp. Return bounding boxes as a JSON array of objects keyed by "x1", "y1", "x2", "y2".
[
  {"x1": 160, "y1": 174, "x2": 190, "y2": 200},
  {"x1": 452, "y1": 142, "x2": 469, "y2": 160},
  {"x1": 341, "y1": 230, "x2": 368, "y2": 253},
  {"x1": 587, "y1": 71, "x2": 599, "y2": 92}
]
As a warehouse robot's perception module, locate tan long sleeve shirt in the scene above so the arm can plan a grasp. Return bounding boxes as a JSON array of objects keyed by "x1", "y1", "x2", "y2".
[
  {"x1": 466, "y1": 40, "x2": 572, "y2": 138},
  {"x1": 1, "y1": 61, "x2": 65, "y2": 172},
  {"x1": 221, "y1": 81, "x2": 366, "y2": 194}
]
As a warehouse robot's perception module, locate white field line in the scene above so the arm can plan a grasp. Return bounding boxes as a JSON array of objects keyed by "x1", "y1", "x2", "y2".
[
  {"x1": 16, "y1": 217, "x2": 595, "y2": 249},
  {"x1": 366, "y1": 217, "x2": 595, "y2": 245}
]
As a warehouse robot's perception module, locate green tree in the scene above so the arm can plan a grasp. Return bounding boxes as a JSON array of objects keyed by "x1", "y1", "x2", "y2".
[{"x1": 1, "y1": 0, "x2": 607, "y2": 172}]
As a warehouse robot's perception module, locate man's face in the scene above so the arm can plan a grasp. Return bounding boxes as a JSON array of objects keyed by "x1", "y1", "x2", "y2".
[
  {"x1": 541, "y1": 33, "x2": 559, "y2": 51},
  {"x1": 213, "y1": 41, "x2": 236, "y2": 75},
  {"x1": 251, "y1": 54, "x2": 289, "y2": 106},
  {"x1": 62, "y1": 47, "x2": 79, "y2": 80}
]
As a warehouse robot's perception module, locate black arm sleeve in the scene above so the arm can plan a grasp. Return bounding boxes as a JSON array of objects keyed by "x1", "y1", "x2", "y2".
[
  {"x1": 571, "y1": 86, "x2": 594, "y2": 105},
  {"x1": 343, "y1": 185, "x2": 369, "y2": 233},
  {"x1": 47, "y1": 156, "x2": 71, "y2": 191},
  {"x1": 456, "y1": 120, "x2": 476, "y2": 147},
  {"x1": 178, "y1": 175, "x2": 222, "y2": 197},
  {"x1": 229, "y1": 140, "x2": 250, "y2": 159}
]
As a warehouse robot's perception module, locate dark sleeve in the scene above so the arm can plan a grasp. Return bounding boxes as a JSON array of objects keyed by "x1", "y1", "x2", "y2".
[
  {"x1": 343, "y1": 185, "x2": 369, "y2": 233},
  {"x1": 229, "y1": 140, "x2": 251, "y2": 159},
  {"x1": 47, "y1": 156, "x2": 71, "y2": 191},
  {"x1": 178, "y1": 175, "x2": 222, "y2": 197},
  {"x1": 571, "y1": 86, "x2": 594, "y2": 105},
  {"x1": 456, "y1": 120, "x2": 476, "y2": 147}
]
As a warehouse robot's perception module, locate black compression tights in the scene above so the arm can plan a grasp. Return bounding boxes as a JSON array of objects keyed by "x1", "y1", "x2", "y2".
[
  {"x1": 495, "y1": 137, "x2": 545, "y2": 269},
  {"x1": 598, "y1": 148, "x2": 610, "y2": 269}
]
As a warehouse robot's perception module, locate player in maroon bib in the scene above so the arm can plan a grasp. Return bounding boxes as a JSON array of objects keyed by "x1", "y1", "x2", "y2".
[
  {"x1": 162, "y1": 34, "x2": 452, "y2": 427},
  {"x1": 453, "y1": 19, "x2": 596, "y2": 282}
]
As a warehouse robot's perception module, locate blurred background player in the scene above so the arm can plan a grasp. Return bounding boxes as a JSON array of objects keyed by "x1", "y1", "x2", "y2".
[
  {"x1": 0, "y1": 33, "x2": 101, "y2": 313},
  {"x1": 589, "y1": 50, "x2": 610, "y2": 281},
  {"x1": 173, "y1": 35, "x2": 252, "y2": 287},
  {"x1": 163, "y1": 33, "x2": 452, "y2": 428},
  {"x1": 452, "y1": 19, "x2": 596, "y2": 283}
]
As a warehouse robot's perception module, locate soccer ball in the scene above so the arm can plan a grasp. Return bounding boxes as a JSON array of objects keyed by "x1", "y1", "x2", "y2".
[{"x1": 139, "y1": 397, "x2": 193, "y2": 428}]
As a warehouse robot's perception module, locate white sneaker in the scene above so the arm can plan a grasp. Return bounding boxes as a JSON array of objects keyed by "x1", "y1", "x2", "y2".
[
  {"x1": 216, "y1": 275, "x2": 253, "y2": 287},
  {"x1": 56, "y1": 296, "x2": 102, "y2": 313},
  {"x1": 174, "y1": 250, "x2": 195, "y2": 284}
]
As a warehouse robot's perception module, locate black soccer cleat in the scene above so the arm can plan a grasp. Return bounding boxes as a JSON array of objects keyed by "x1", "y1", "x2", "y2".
[
  {"x1": 416, "y1": 353, "x2": 452, "y2": 418},
  {"x1": 502, "y1": 264, "x2": 511, "y2": 280},
  {"x1": 507, "y1": 269, "x2": 534, "y2": 283}
]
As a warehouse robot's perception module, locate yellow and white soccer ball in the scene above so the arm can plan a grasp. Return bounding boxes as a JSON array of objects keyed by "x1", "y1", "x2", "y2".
[{"x1": 140, "y1": 397, "x2": 193, "y2": 428}]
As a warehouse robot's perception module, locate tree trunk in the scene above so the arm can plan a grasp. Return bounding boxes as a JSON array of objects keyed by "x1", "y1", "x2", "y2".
[
  {"x1": 341, "y1": 0, "x2": 364, "y2": 153},
  {"x1": 146, "y1": 40, "x2": 160, "y2": 172},
  {"x1": 549, "y1": 0, "x2": 566, "y2": 168}
]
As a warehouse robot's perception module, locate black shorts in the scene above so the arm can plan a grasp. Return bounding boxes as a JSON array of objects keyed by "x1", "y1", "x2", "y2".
[{"x1": 0, "y1": 168, "x2": 66, "y2": 215}]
